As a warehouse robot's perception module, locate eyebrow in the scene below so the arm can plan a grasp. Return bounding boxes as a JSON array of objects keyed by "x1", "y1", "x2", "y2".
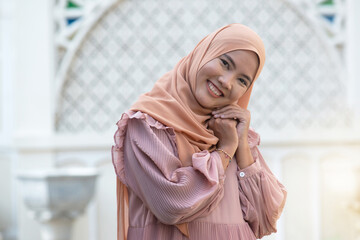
[{"x1": 223, "y1": 53, "x2": 253, "y2": 84}]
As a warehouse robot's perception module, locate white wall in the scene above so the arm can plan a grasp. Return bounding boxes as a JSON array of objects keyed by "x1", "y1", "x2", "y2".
[
  {"x1": 0, "y1": 0, "x2": 16, "y2": 239},
  {"x1": 1, "y1": 0, "x2": 360, "y2": 240},
  {"x1": 347, "y1": 0, "x2": 360, "y2": 115}
]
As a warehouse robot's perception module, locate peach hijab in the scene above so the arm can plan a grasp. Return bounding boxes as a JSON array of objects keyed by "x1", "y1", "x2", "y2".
[{"x1": 116, "y1": 23, "x2": 265, "y2": 239}]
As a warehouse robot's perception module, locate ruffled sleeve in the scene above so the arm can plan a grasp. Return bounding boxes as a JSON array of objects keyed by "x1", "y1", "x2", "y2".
[
  {"x1": 112, "y1": 111, "x2": 226, "y2": 225},
  {"x1": 237, "y1": 129, "x2": 287, "y2": 239}
]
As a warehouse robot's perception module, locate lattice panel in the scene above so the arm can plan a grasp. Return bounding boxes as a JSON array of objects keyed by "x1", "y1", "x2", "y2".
[{"x1": 56, "y1": 0, "x2": 352, "y2": 133}]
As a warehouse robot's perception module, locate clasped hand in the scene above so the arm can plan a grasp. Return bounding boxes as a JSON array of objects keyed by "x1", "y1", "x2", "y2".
[{"x1": 208, "y1": 104, "x2": 251, "y2": 158}]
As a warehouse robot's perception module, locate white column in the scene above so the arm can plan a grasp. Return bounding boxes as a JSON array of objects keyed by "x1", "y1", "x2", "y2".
[
  {"x1": 14, "y1": 0, "x2": 55, "y2": 139},
  {"x1": 13, "y1": 0, "x2": 56, "y2": 239},
  {"x1": 1, "y1": 1, "x2": 18, "y2": 239},
  {"x1": 0, "y1": 0, "x2": 15, "y2": 146},
  {"x1": 347, "y1": 0, "x2": 360, "y2": 120}
]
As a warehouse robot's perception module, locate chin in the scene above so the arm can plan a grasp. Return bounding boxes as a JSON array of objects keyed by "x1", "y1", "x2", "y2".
[{"x1": 195, "y1": 94, "x2": 224, "y2": 110}]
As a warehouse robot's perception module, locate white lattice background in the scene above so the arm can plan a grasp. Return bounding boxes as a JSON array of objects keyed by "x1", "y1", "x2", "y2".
[{"x1": 55, "y1": 0, "x2": 352, "y2": 133}]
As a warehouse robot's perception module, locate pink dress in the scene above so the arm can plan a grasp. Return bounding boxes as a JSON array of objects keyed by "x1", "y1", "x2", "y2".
[{"x1": 112, "y1": 111, "x2": 287, "y2": 240}]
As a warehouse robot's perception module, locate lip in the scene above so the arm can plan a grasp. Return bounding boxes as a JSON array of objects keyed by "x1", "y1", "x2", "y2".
[{"x1": 206, "y1": 80, "x2": 224, "y2": 98}]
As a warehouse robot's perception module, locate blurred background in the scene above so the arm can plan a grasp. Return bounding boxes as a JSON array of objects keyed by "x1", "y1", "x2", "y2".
[{"x1": 1, "y1": 0, "x2": 360, "y2": 239}]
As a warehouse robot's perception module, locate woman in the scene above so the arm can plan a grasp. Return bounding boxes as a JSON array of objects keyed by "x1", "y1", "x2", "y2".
[{"x1": 112, "y1": 23, "x2": 286, "y2": 240}]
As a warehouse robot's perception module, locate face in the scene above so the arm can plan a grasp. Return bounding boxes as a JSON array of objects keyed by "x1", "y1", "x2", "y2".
[{"x1": 194, "y1": 50, "x2": 259, "y2": 110}]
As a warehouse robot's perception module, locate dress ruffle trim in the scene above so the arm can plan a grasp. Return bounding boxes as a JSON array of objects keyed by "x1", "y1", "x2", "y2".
[
  {"x1": 248, "y1": 127, "x2": 260, "y2": 148},
  {"x1": 112, "y1": 111, "x2": 260, "y2": 185},
  {"x1": 112, "y1": 110, "x2": 177, "y2": 185},
  {"x1": 127, "y1": 221, "x2": 256, "y2": 240}
]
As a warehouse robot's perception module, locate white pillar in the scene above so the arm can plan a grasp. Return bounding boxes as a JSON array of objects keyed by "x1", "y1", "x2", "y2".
[
  {"x1": 0, "y1": 0, "x2": 15, "y2": 146},
  {"x1": 14, "y1": 0, "x2": 55, "y2": 139},
  {"x1": 13, "y1": 0, "x2": 56, "y2": 239},
  {"x1": 1, "y1": 1, "x2": 18, "y2": 239},
  {"x1": 347, "y1": 0, "x2": 360, "y2": 120}
]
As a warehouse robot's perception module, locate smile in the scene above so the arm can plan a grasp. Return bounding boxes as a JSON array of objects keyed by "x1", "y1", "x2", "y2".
[{"x1": 207, "y1": 80, "x2": 223, "y2": 98}]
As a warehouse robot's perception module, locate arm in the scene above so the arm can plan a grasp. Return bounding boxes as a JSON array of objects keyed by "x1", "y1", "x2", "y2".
[
  {"x1": 235, "y1": 139, "x2": 254, "y2": 169},
  {"x1": 212, "y1": 105, "x2": 286, "y2": 238},
  {"x1": 212, "y1": 104, "x2": 252, "y2": 169},
  {"x1": 123, "y1": 118, "x2": 226, "y2": 225},
  {"x1": 237, "y1": 134, "x2": 287, "y2": 238}
]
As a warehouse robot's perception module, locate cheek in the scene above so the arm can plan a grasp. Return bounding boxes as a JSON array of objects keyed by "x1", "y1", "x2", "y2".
[
  {"x1": 232, "y1": 87, "x2": 247, "y2": 101},
  {"x1": 199, "y1": 61, "x2": 220, "y2": 77}
]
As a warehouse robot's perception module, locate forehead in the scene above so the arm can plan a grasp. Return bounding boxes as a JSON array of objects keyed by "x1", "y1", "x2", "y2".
[{"x1": 222, "y1": 50, "x2": 259, "y2": 63}]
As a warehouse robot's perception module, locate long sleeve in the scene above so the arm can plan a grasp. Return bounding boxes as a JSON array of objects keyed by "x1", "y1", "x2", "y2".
[
  {"x1": 123, "y1": 117, "x2": 226, "y2": 225},
  {"x1": 237, "y1": 132, "x2": 287, "y2": 239}
]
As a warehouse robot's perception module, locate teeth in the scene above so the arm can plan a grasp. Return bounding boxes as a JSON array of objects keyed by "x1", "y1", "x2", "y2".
[{"x1": 208, "y1": 81, "x2": 222, "y2": 96}]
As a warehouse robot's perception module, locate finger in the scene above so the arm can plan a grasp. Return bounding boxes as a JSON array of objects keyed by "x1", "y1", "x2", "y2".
[
  {"x1": 218, "y1": 113, "x2": 250, "y2": 126},
  {"x1": 213, "y1": 109, "x2": 241, "y2": 117},
  {"x1": 213, "y1": 110, "x2": 244, "y2": 119},
  {"x1": 212, "y1": 105, "x2": 239, "y2": 114},
  {"x1": 212, "y1": 107, "x2": 245, "y2": 118},
  {"x1": 208, "y1": 118, "x2": 216, "y2": 127},
  {"x1": 215, "y1": 107, "x2": 249, "y2": 117},
  {"x1": 214, "y1": 118, "x2": 238, "y2": 128},
  {"x1": 212, "y1": 104, "x2": 243, "y2": 113}
]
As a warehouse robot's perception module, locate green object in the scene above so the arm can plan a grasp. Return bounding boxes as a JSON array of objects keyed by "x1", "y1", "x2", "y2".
[
  {"x1": 319, "y1": 0, "x2": 334, "y2": 6},
  {"x1": 67, "y1": 0, "x2": 81, "y2": 8}
]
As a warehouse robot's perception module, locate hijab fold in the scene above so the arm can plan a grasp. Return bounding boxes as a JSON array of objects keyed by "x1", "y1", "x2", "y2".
[{"x1": 115, "y1": 23, "x2": 265, "y2": 239}]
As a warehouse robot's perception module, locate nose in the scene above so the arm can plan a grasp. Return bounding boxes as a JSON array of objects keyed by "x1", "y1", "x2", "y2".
[{"x1": 218, "y1": 74, "x2": 233, "y2": 90}]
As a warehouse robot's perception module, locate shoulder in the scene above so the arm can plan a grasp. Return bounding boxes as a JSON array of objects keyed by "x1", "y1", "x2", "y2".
[
  {"x1": 119, "y1": 110, "x2": 176, "y2": 136},
  {"x1": 120, "y1": 111, "x2": 177, "y2": 150},
  {"x1": 123, "y1": 110, "x2": 179, "y2": 159}
]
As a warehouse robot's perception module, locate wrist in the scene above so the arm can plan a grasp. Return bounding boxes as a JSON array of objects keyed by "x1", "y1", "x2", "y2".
[
  {"x1": 215, "y1": 148, "x2": 233, "y2": 170},
  {"x1": 236, "y1": 141, "x2": 250, "y2": 155},
  {"x1": 216, "y1": 148, "x2": 233, "y2": 160},
  {"x1": 217, "y1": 143, "x2": 237, "y2": 157},
  {"x1": 238, "y1": 135, "x2": 248, "y2": 145},
  {"x1": 235, "y1": 143, "x2": 254, "y2": 169}
]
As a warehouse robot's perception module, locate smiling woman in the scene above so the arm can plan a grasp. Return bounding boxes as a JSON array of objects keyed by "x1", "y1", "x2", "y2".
[
  {"x1": 112, "y1": 23, "x2": 286, "y2": 240},
  {"x1": 195, "y1": 50, "x2": 259, "y2": 109}
]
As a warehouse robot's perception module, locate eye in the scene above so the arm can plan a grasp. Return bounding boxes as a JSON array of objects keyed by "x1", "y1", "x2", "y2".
[
  {"x1": 238, "y1": 78, "x2": 248, "y2": 87},
  {"x1": 220, "y1": 59, "x2": 230, "y2": 69}
]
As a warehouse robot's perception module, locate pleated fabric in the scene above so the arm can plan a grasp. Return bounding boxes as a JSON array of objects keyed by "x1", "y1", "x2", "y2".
[{"x1": 112, "y1": 111, "x2": 287, "y2": 240}]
